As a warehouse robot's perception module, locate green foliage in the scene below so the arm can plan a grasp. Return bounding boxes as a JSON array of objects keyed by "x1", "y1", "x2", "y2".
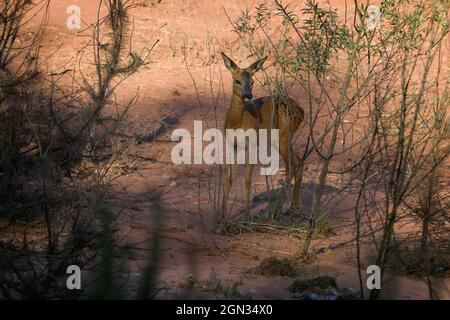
[
  {"x1": 253, "y1": 256, "x2": 300, "y2": 277},
  {"x1": 296, "y1": 0, "x2": 350, "y2": 75},
  {"x1": 201, "y1": 271, "x2": 251, "y2": 299},
  {"x1": 232, "y1": 0, "x2": 350, "y2": 90},
  {"x1": 315, "y1": 213, "x2": 335, "y2": 236},
  {"x1": 289, "y1": 275, "x2": 337, "y2": 292}
]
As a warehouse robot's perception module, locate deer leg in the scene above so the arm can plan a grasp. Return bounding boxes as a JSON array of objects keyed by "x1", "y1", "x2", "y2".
[
  {"x1": 280, "y1": 137, "x2": 301, "y2": 214},
  {"x1": 290, "y1": 153, "x2": 303, "y2": 214},
  {"x1": 279, "y1": 137, "x2": 292, "y2": 208},
  {"x1": 244, "y1": 164, "x2": 255, "y2": 220},
  {"x1": 221, "y1": 164, "x2": 236, "y2": 221}
]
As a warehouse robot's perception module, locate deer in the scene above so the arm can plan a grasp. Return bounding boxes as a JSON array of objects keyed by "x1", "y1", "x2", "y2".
[{"x1": 220, "y1": 52, "x2": 305, "y2": 222}]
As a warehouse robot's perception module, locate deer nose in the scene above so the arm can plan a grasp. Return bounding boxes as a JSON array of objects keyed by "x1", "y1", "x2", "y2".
[{"x1": 243, "y1": 93, "x2": 253, "y2": 100}]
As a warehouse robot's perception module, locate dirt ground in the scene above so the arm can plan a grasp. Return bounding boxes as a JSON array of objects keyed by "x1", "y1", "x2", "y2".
[{"x1": 30, "y1": 0, "x2": 450, "y2": 299}]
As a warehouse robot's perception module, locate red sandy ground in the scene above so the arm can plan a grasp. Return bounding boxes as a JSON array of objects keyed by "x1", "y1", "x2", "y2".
[{"x1": 30, "y1": 0, "x2": 450, "y2": 299}]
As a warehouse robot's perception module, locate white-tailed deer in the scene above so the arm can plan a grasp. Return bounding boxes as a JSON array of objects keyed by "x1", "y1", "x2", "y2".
[{"x1": 220, "y1": 52, "x2": 305, "y2": 221}]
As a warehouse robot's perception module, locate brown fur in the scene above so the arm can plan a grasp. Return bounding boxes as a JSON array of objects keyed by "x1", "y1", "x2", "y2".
[{"x1": 220, "y1": 52, "x2": 305, "y2": 221}]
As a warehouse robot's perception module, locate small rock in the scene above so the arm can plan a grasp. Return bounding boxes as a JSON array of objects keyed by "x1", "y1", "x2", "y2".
[
  {"x1": 329, "y1": 243, "x2": 338, "y2": 249},
  {"x1": 309, "y1": 292, "x2": 320, "y2": 300},
  {"x1": 169, "y1": 181, "x2": 177, "y2": 187},
  {"x1": 186, "y1": 273, "x2": 196, "y2": 288},
  {"x1": 317, "y1": 247, "x2": 327, "y2": 254},
  {"x1": 324, "y1": 287, "x2": 339, "y2": 299},
  {"x1": 159, "y1": 173, "x2": 170, "y2": 180},
  {"x1": 340, "y1": 287, "x2": 358, "y2": 299},
  {"x1": 342, "y1": 287, "x2": 357, "y2": 294},
  {"x1": 293, "y1": 292, "x2": 311, "y2": 300},
  {"x1": 293, "y1": 291, "x2": 319, "y2": 300}
]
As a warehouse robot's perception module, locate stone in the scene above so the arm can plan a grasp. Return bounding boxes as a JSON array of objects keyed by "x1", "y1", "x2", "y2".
[
  {"x1": 293, "y1": 291, "x2": 319, "y2": 300},
  {"x1": 317, "y1": 247, "x2": 327, "y2": 254},
  {"x1": 324, "y1": 287, "x2": 339, "y2": 300},
  {"x1": 340, "y1": 287, "x2": 359, "y2": 299},
  {"x1": 186, "y1": 272, "x2": 196, "y2": 288},
  {"x1": 169, "y1": 180, "x2": 177, "y2": 187},
  {"x1": 329, "y1": 243, "x2": 338, "y2": 249}
]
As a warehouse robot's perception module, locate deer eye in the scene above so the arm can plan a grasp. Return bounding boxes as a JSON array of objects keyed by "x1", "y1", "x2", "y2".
[
  {"x1": 235, "y1": 80, "x2": 241, "y2": 85},
  {"x1": 251, "y1": 80, "x2": 254, "y2": 85}
]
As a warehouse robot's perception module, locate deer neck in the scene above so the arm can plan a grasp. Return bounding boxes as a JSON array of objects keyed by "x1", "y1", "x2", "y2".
[
  {"x1": 231, "y1": 92, "x2": 246, "y2": 109},
  {"x1": 226, "y1": 93, "x2": 246, "y2": 128}
]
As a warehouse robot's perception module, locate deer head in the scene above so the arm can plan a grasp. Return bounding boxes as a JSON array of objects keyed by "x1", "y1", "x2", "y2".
[{"x1": 221, "y1": 52, "x2": 267, "y2": 102}]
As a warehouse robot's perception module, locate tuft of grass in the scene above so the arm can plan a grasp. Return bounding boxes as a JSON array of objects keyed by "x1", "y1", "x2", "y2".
[
  {"x1": 201, "y1": 271, "x2": 251, "y2": 299},
  {"x1": 289, "y1": 276, "x2": 337, "y2": 292},
  {"x1": 252, "y1": 256, "x2": 299, "y2": 277},
  {"x1": 315, "y1": 214, "x2": 335, "y2": 236},
  {"x1": 398, "y1": 251, "x2": 450, "y2": 277}
]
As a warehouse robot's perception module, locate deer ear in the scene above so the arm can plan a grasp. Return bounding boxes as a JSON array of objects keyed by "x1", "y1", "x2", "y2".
[
  {"x1": 247, "y1": 56, "x2": 268, "y2": 74},
  {"x1": 221, "y1": 52, "x2": 238, "y2": 72}
]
